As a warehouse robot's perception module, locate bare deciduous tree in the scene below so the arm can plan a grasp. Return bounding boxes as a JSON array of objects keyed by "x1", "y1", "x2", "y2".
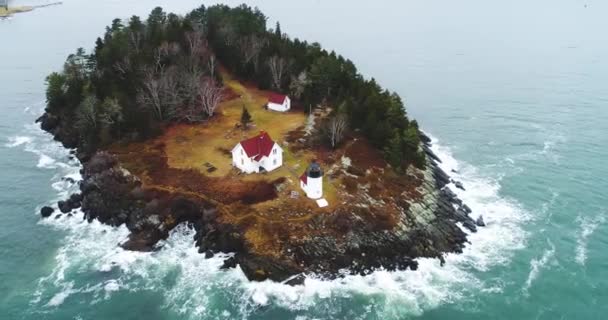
[
  {"x1": 208, "y1": 54, "x2": 217, "y2": 79},
  {"x1": 289, "y1": 71, "x2": 310, "y2": 99},
  {"x1": 127, "y1": 30, "x2": 143, "y2": 53},
  {"x1": 137, "y1": 67, "x2": 181, "y2": 121},
  {"x1": 178, "y1": 76, "x2": 222, "y2": 122},
  {"x1": 76, "y1": 95, "x2": 98, "y2": 131},
  {"x1": 198, "y1": 78, "x2": 223, "y2": 118},
  {"x1": 137, "y1": 69, "x2": 163, "y2": 120},
  {"x1": 267, "y1": 55, "x2": 290, "y2": 90},
  {"x1": 114, "y1": 56, "x2": 131, "y2": 78},
  {"x1": 238, "y1": 34, "x2": 266, "y2": 71},
  {"x1": 153, "y1": 42, "x2": 180, "y2": 73},
  {"x1": 326, "y1": 114, "x2": 348, "y2": 148},
  {"x1": 183, "y1": 31, "x2": 210, "y2": 74},
  {"x1": 218, "y1": 24, "x2": 236, "y2": 46}
]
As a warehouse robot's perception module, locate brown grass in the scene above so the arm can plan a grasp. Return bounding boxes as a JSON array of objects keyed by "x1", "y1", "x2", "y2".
[{"x1": 106, "y1": 69, "x2": 420, "y2": 258}]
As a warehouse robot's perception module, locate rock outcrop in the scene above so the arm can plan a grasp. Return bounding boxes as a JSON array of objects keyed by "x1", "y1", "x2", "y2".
[{"x1": 52, "y1": 132, "x2": 479, "y2": 284}]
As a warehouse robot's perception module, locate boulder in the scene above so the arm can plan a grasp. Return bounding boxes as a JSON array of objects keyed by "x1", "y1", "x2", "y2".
[
  {"x1": 40, "y1": 206, "x2": 54, "y2": 218},
  {"x1": 204, "y1": 250, "x2": 215, "y2": 259},
  {"x1": 454, "y1": 181, "x2": 466, "y2": 191},
  {"x1": 476, "y1": 215, "x2": 486, "y2": 227},
  {"x1": 57, "y1": 200, "x2": 71, "y2": 213}
]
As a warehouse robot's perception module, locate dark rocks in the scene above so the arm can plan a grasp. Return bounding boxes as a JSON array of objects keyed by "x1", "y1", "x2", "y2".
[
  {"x1": 121, "y1": 229, "x2": 166, "y2": 252},
  {"x1": 236, "y1": 254, "x2": 299, "y2": 282},
  {"x1": 441, "y1": 187, "x2": 457, "y2": 200},
  {"x1": 476, "y1": 215, "x2": 486, "y2": 227},
  {"x1": 58, "y1": 194, "x2": 83, "y2": 214},
  {"x1": 453, "y1": 180, "x2": 465, "y2": 191},
  {"x1": 462, "y1": 204, "x2": 472, "y2": 214},
  {"x1": 57, "y1": 200, "x2": 71, "y2": 213},
  {"x1": 433, "y1": 168, "x2": 451, "y2": 188},
  {"x1": 221, "y1": 256, "x2": 238, "y2": 269},
  {"x1": 62, "y1": 177, "x2": 76, "y2": 184},
  {"x1": 284, "y1": 274, "x2": 306, "y2": 286},
  {"x1": 40, "y1": 206, "x2": 54, "y2": 218},
  {"x1": 36, "y1": 113, "x2": 59, "y2": 132},
  {"x1": 204, "y1": 250, "x2": 215, "y2": 259}
]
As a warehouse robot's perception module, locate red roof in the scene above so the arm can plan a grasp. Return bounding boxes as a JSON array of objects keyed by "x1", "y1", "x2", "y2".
[
  {"x1": 300, "y1": 172, "x2": 307, "y2": 185},
  {"x1": 268, "y1": 93, "x2": 288, "y2": 105},
  {"x1": 239, "y1": 131, "x2": 276, "y2": 160}
]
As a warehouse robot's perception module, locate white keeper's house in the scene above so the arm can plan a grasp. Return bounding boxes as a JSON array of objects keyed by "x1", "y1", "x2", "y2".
[
  {"x1": 232, "y1": 131, "x2": 283, "y2": 173},
  {"x1": 267, "y1": 93, "x2": 291, "y2": 112}
]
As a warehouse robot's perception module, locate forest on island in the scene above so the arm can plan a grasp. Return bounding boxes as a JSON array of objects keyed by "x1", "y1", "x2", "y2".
[{"x1": 44, "y1": 4, "x2": 425, "y2": 171}]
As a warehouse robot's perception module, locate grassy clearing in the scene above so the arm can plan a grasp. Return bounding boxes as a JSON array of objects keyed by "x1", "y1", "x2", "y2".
[{"x1": 164, "y1": 71, "x2": 308, "y2": 178}]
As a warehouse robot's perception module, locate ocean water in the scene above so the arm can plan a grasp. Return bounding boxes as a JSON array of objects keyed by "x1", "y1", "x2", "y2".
[{"x1": 1, "y1": 0, "x2": 607, "y2": 319}]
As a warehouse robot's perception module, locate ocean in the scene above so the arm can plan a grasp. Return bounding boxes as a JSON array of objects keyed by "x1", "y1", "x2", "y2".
[{"x1": 1, "y1": 0, "x2": 607, "y2": 319}]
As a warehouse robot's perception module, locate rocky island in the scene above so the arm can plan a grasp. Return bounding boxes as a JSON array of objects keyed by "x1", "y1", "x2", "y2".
[{"x1": 37, "y1": 4, "x2": 480, "y2": 284}]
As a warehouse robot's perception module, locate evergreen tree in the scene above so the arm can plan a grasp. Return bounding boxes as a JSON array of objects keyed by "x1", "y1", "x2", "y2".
[
  {"x1": 275, "y1": 22, "x2": 282, "y2": 38},
  {"x1": 241, "y1": 106, "x2": 252, "y2": 129}
]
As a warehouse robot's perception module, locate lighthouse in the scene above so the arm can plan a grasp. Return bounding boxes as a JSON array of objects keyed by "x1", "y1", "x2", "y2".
[{"x1": 300, "y1": 161, "x2": 323, "y2": 199}]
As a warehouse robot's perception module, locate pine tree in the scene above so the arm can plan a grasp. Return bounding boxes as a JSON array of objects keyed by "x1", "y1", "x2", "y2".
[
  {"x1": 241, "y1": 106, "x2": 252, "y2": 129},
  {"x1": 275, "y1": 22, "x2": 282, "y2": 38}
]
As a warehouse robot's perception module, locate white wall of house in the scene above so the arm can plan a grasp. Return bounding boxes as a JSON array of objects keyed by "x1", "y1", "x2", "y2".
[
  {"x1": 258, "y1": 145, "x2": 283, "y2": 172},
  {"x1": 268, "y1": 96, "x2": 291, "y2": 112},
  {"x1": 232, "y1": 144, "x2": 257, "y2": 173},
  {"x1": 231, "y1": 143, "x2": 283, "y2": 173}
]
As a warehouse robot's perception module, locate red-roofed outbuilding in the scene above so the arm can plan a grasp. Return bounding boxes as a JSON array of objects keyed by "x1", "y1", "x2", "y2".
[{"x1": 267, "y1": 93, "x2": 291, "y2": 112}]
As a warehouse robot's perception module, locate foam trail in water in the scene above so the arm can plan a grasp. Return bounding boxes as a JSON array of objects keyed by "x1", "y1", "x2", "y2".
[
  {"x1": 522, "y1": 239, "x2": 556, "y2": 294},
  {"x1": 575, "y1": 214, "x2": 605, "y2": 266},
  {"x1": 28, "y1": 129, "x2": 531, "y2": 318}
]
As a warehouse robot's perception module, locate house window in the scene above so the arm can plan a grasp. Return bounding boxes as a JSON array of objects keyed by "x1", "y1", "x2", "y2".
[
  {"x1": 241, "y1": 149, "x2": 243, "y2": 156},
  {"x1": 273, "y1": 159, "x2": 277, "y2": 165},
  {"x1": 273, "y1": 148, "x2": 277, "y2": 155},
  {"x1": 241, "y1": 159, "x2": 244, "y2": 165}
]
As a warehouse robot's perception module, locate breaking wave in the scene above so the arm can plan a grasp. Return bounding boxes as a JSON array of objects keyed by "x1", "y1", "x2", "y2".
[{"x1": 16, "y1": 127, "x2": 530, "y2": 319}]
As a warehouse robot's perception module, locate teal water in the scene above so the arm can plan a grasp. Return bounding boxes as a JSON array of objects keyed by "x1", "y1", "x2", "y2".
[{"x1": 1, "y1": 0, "x2": 607, "y2": 319}]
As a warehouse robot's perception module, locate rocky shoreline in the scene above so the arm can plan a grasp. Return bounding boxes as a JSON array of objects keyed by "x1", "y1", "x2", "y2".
[{"x1": 39, "y1": 111, "x2": 481, "y2": 284}]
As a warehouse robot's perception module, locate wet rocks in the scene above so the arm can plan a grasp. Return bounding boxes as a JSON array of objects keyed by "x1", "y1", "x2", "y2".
[
  {"x1": 57, "y1": 200, "x2": 71, "y2": 213},
  {"x1": 57, "y1": 193, "x2": 83, "y2": 213},
  {"x1": 40, "y1": 206, "x2": 54, "y2": 218},
  {"x1": 453, "y1": 180, "x2": 466, "y2": 191},
  {"x1": 476, "y1": 215, "x2": 486, "y2": 227}
]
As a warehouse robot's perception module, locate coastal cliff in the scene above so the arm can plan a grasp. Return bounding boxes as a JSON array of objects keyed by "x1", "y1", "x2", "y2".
[{"x1": 36, "y1": 4, "x2": 480, "y2": 284}]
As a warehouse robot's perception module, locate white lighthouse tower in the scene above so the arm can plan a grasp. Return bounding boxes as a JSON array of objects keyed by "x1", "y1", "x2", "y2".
[{"x1": 300, "y1": 161, "x2": 323, "y2": 199}]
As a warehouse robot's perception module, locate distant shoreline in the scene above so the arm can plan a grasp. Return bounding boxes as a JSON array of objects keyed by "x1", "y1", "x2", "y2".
[{"x1": 0, "y1": 2, "x2": 62, "y2": 18}]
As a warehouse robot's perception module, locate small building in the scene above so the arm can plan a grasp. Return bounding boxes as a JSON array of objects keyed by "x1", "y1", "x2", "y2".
[
  {"x1": 232, "y1": 131, "x2": 283, "y2": 173},
  {"x1": 300, "y1": 161, "x2": 323, "y2": 199},
  {"x1": 267, "y1": 93, "x2": 291, "y2": 112}
]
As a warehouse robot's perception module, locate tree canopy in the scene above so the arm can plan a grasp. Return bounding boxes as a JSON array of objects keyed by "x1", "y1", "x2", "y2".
[{"x1": 45, "y1": 4, "x2": 425, "y2": 170}]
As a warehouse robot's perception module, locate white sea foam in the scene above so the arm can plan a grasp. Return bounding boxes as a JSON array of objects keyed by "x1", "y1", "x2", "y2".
[
  {"x1": 575, "y1": 214, "x2": 605, "y2": 266},
  {"x1": 5, "y1": 135, "x2": 33, "y2": 147},
  {"x1": 28, "y1": 129, "x2": 530, "y2": 318},
  {"x1": 46, "y1": 283, "x2": 76, "y2": 307},
  {"x1": 523, "y1": 239, "x2": 556, "y2": 294}
]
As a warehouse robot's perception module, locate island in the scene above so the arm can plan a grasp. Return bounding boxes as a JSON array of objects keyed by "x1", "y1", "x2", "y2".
[
  {"x1": 37, "y1": 4, "x2": 481, "y2": 284},
  {"x1": 0, "y1": 5, "x2": 33, "y2": 17},
  {"x1": 0, "y1": 1, "x2": 62, "y2": 18}
]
